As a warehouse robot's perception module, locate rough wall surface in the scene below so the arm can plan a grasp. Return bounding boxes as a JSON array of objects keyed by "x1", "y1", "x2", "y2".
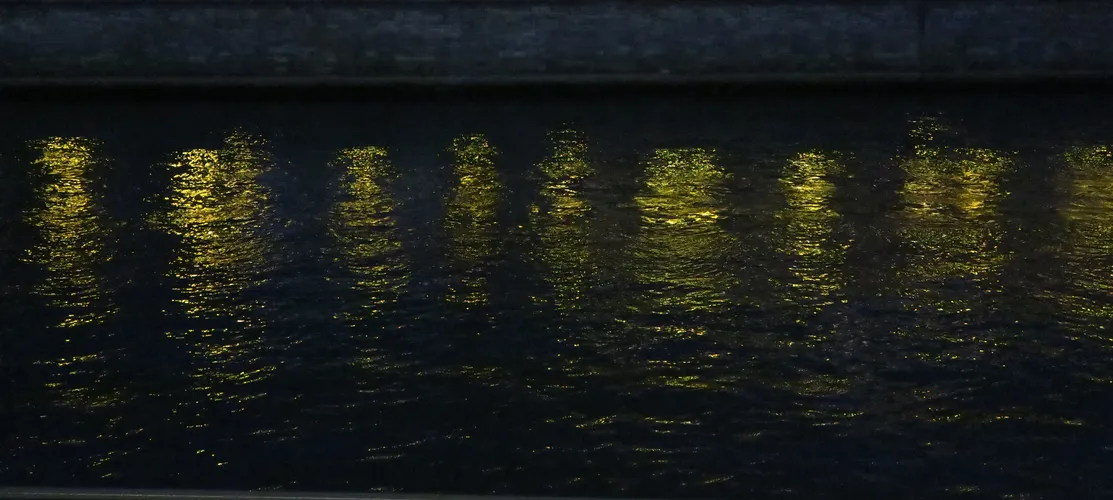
[
  {"x1": 922, "y1": 3, "x2": 1113, "y2": 75},
  {"x1": 0, "y1": 1, "x2": 1108, "y2": 83}
]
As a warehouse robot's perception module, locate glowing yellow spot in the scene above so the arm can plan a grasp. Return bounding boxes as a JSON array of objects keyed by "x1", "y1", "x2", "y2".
[
  {"x1": 776, "y1": 151, "x2": 846, "y2": 322},
  {"x1": 328, "y1": 146, "x2": 409, "y2": 327},
  {"x1": 148, "y1": 130, "x2": 275, "y2": 404},
  {"x1": 632, "y1": 148, "x2": 736, "y2": 314},
  {"x1": 445, "y1": 134, "x2": 502, "y2": 307},
  {"x1": 895, "y1": 117, "x2": 1014, "y2": 362},
  {"x1": 529, "y1": 129, "x2": 597, "y2": 315},
  {"x1": 1058, "y1": 145, "x2": 1113, "y2": 341},
  {"x1": 21, "y1": 137, "x2": 125, "y2": 411},
  {"x1": 23, "y1": 137, "x2": 118, "y2": 329}
]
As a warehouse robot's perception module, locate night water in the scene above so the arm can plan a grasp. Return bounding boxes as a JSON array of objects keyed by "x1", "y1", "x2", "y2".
[{"x1": 2, "y1": 92, "x2": 1112, "y2": 498}]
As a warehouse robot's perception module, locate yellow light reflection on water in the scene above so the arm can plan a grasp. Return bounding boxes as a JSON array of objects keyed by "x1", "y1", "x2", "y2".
[
  {"x1": 627, "y1": 147, "x2": 736, "y2": 390},
  {"x1": 632, "y1": 148, "x2": 736, "y2": 318},
  {"x1": 628, "y1": 146, "x2": 737, "y2": 395},
  {"x1": 759, "y1": 151, "x2": 858, "y2": 397},
  {"x1": 329, "y1": 146, "x2": 408, "y2": 320},
  {"x1": 149, "y1": 131, "x2": 275, "y2": 403},
  {"x1": 22, "y1": 137, "x2": 124, "y2": 411},
  {"x1": 1059, "y1": 145, "x2": 1113, "y2": 335},
  {"x1": 444, "y1": 134, "x2": 502, "y2": 308},
  {"x1": 898, "y1": 118, "x2": 1012, "y2": 286},
  {"x1": 896, "y1": 118, "x2": 1013, "y2": 361},
  {"x1": 23, "y1": 137, "x2": 118, "y2": 329},
  {"x1": 529, "y1": 129, "x2": 596, "y2": 314},
  {"x1": 777, "y1": 151, "x2": 847, "y2": 310}
]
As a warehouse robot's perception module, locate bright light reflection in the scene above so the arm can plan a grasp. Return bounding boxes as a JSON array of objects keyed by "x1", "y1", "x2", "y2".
[
  {"x1": 329, "y1": 146, "x2": 409, "y2": 321},
  {"x1": 899, "y1": 118, "x2": 1012, "y2": 283},
  {"x1": 628, "y1": 146, "x2": 737, "y2": 394},
  {"x1": 896, "y1": 117, "x2": 1013, "y2": 361},
  {"x1": 444, "y1": 134, "x2": 502, "y2": 308},
  {"x1": 23, "y1": 137, "x2": 122, "y2": 411},
  {"x1": 777, "y1": 151, "x2": 847, "y2": 310},
  {"x1": 149, "y1": 130, "x2": 275, "y2": 403},
  {"x1": 633, "y1": 148, "x2": 736, "y2": 317},
  {"x1": 1059, "y1": 145, "x2": 1113, "y2": 337},
  {"x1": 24, "y1": 137, "x2": 118, "y2": 329},
  {"x1": 628, "y1": 148, "x2": 736, "y2": 392},
  {"x1": 529, "y1": 129, "x2": 596, "y2": 314}
]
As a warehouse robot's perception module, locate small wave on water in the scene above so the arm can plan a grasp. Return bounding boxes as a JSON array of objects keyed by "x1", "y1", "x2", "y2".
[{"x1": 1, "y1": 94, "x2": 1111, "y2": 498}]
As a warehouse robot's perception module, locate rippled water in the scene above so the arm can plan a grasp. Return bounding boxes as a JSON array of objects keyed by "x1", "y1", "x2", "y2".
[{"x1": 2, "y1": 93, "x2": 1112, "y2": 498}]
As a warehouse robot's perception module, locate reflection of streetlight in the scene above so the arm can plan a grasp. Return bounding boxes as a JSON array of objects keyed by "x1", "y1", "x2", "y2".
[
  {"x1": 25, "y1": 137, "x2": 118, "y2": 328},
  {"x1": 23, "y1": 136, "x2": 122, "y2": 410},
  {"x1": 149, "y1": 131, "x2": 275, "y2": 404},
  {"x1": 633, "y1": 148, "x2": 735, "y2": 316},
  {"x1": 1059, "y1": 145, "x2": 1113, "y2": 328},
  {"x1": 529, "y1": 129, "x2": 595, "y2": 314},
  {"x1": 898, "y1": 118, "x2": 1012, "y2": 286},
  {"x1": 444, "y1": 134, "x2": 502, "y2": 308},
  {"x1": 765, "y1": 151, "x2": 862, "y2": 396},
  {"x1": 329, "y1": 146, "x2": 408, "y2": 321},
  {"x1": 777, "y1": 151, "x2": 846, "y2": 309},
  {"x1": 895, "y1": 118, "x2": 1013, "y2": 363},
  {"x1": 612, "y1": 148, "x2": 741, "y2": 391}
]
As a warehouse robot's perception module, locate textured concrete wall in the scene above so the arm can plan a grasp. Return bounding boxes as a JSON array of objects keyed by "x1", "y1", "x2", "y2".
[
  {"x1": 0, "y1": 0, "x2": 1108, "y2": 84},
  {"x1": 922, "y1": 2, "x2": 1113, "y2": 76}
]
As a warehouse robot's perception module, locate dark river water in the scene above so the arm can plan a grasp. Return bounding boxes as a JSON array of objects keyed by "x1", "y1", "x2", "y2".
[{"x1": 1, "y1": 92, "x2": 1112, "y2": 498}]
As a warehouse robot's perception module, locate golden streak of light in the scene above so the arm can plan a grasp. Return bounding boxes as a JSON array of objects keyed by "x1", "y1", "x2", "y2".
[
  {"x1": 149, "y1": 130, "x2": 275, "y2": 403},
  {"x1": 23, "y1": 137, "x2": 123, "y2": 411},
  {"x1": 633, "y1": 148, "x2": 736, "y2": 315},
  {"x1": 23, "y1": 137, "x2": 118, "y2": 329},
  {"x1": 529, "y1": 129, "x2": 596, "y2": 313},
  {"x1": 894, "y1": 118, "x2": 1014, "y2": 360},
  {"x1": 1059, "y1": 145, "x2": 1113, "y2": 336},
  {"x1": 328, "y1": 146, "x2": 409, "y2": 319},
  {"x1": 444, "y1": 134, "x2": 502, "y2": 308},
  {"x1": 615, "y1": 148, "x2": 743, "y2": 392},
  {"x1": 898, "y1": 118, "x2": 1013, "y2": 286},
  {"x1": 777, "y1": 151, "x2": 846, "y2": 309},
  {"x1": 328, "y1": 146, "x2": 412, "y2": 374}
]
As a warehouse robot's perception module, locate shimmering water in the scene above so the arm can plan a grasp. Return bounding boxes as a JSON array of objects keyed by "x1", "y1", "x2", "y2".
[{"x1": 2, "y1": 93, "x2": 1113, "y2": 498}]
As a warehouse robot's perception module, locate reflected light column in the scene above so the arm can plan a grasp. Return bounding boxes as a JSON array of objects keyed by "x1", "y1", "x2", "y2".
[
  {"x1": 898, "y1": 118, "x2": 1012, "y2": 290},
  {"x1": 328, "y1": 146, "x2": 408, "y2": 322},
  {"x1": 895, "y1": 118, "x2": 1013, "y2": 361},
  {"x1": 621, "y1": 148, "x2": 741, "y2": 392},
  {"x1": 769, "y1": 151, "x2": 859, "y2": 401},
  {"x1": 444, "y1": 134, "x2": 503, "y2": 308},
  {"x1": 776, "y1": 151, "x2": 847, "y2": 335},
  {"x1": 632, "y1": 148, "x2": 737, "y2": 334},
  {"x1": 529, "y1": 129, "x2": 596, "y2": 315},
  {"x1": 22, "y1": 137, "x2": 121, "y2": 410},
  {"x1": 149, "y1": 131, "x2": 276, "y2": 405},
  {"x1": 1059, "y1": 145, "x2": 1113, "y2": 337}
]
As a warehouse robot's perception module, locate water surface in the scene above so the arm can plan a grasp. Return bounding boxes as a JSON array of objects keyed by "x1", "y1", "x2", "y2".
[{"x1": 2, "y1": 93, "x2": 1112, "y2": 498}]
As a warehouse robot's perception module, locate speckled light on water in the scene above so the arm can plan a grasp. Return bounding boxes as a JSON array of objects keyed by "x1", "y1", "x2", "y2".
[{"x1": 1, "y1": 94, "x2": 1112, "y2": 498}]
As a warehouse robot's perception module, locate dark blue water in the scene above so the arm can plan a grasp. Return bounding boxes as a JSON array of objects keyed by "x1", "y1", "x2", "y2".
[{"x1": 2, "y1": 93, "x2": 1112, "y2": 498}]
